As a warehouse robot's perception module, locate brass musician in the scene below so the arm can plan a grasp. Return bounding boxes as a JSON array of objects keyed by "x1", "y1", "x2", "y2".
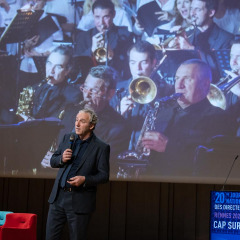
[
  {"x1": 165, "y1": 0, "x2": 233, "y2": 53},
  {"x1": 112, "y1": 41, "x2": 173, "y2": 152},
  {"x1": 122, "y1": 59, "x2": 233, "y2": 178}
]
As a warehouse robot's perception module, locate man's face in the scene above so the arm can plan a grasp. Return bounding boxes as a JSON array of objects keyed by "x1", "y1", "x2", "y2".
[
  {"x1": 45, "y1": 52, "x2": 70, "y2": 85},
  {"x1": 190, "y1": 0, "x2": 211, "y2": 27},
  {"x1": 75, "y1": 112, "x2": 94, "y2": 139},
  {"x1": 175, "y1": 64, "x2": 209, "y2": 108},
  {"x1": 230, "y1": 44, "x2": 240, "y2": 75},
  {"x1": 129, "y1": 49, "x2": 156, "y2": 78},
  {"x1": 93, "y1": 7, "x2": 115, "y2": 32},
  {"x1": 81, "y1": 74, "x2": 108, "y2": 112}
]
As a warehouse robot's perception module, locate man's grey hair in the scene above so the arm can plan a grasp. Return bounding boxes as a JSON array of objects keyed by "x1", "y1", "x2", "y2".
[
  {"x1": 78, "y1": 108, "x2": 98, "y2": 126},
  {"x1": 89, "y1": 65, "x2": 118, "y2": 90}
]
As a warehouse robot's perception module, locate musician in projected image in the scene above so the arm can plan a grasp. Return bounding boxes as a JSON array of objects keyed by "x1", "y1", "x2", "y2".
[
  {"x1": 225, "y1": 40, "x2": 240, "y2": 137},
  {"x1": 74, "y1": 0, "x2": 134, "y2": 79},
  {"x1": 225, "y1": 40, "x2": 240, "y2": 107},
  {"x1": 15, "y1": 45, "x2": 80, "y2": 121},
  {"x1": 140, "y1": 59, "x2": 233, "y2": 176},
  {"x1": 167, "y1": 0, "x2": 234, "y2": 83},
  {"x1": 110, "y1": 40, "x2": 173, "y2": 151}
]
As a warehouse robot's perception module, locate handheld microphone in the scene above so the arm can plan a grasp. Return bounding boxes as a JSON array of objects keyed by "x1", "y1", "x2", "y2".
[{"x1": 69, "y1": 134, "x2": 75, "y2": 150}]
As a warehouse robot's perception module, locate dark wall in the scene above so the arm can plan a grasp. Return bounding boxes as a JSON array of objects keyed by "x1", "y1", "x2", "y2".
[{"x1": 0, "y1": 178, "x2": 240, "y2": 240}]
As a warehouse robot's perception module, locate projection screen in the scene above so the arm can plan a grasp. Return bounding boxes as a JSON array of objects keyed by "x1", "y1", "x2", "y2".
[{"x1": 0, "y1": 0, "x2": 240, "y2": 184}]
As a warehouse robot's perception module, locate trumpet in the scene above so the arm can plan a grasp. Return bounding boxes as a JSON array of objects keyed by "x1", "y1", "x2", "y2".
[
  {"x1": 160, "y1": 24, "x2": 195, "y2": 49},
  {"x1": 216, "y1": 70, "x2": 238, "y2": 86},
  {"x1": 93, "y1": 29, "x2": 113, "y2": 63},
  {"x1": 207, "y1": 75, "x2": 240, "y2": 110}
]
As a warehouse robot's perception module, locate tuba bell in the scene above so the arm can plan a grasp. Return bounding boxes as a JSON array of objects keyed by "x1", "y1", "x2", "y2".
[{"x1": 129, "y1": 77, "x2": 157, "y2": 104}]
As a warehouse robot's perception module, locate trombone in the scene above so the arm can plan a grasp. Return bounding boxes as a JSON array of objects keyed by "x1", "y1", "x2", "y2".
[
  {"x1": 128, "y1": 54, "x2": 168, "y2": 104},
  {"x1": 207, "y1": 75, "x2": 240, "y2": 110}
]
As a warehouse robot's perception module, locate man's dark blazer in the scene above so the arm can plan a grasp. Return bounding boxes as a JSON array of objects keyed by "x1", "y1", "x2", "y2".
[
  {"x1": 48, "y1": 132, "x2": 110, "y2": 213},
  {"x1": 188, "y1": 22, "x2": 233, "y2": 51},
  {"x1": 187, "y1": 22, "x2": 234, "y2": 83}
]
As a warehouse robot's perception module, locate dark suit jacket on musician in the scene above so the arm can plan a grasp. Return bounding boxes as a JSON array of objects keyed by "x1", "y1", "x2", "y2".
[
  {"x1": 188, "y1": 22, "x2": 234, "y2": 51},
  {"x1": 149, "y1": 98, "x2": 236, "y2": 177},
  {"x1": 187, "y1": 22, "x2": 234, "y2": 83},
  {"x1": 32, "y1": 82, "x2": 81, "y2": 119},
  {"x1": 48, "y1": 132, "x2": 110, "y2": 213},
  {"x1": 74, "y1": 25, "x2": 134, "y2": 79}
]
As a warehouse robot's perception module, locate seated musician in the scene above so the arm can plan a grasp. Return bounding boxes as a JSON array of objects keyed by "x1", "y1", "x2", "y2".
[
  {"x1": 166, "y1": 0, "x2": 234, "y2": 83},
  {"x1": 16, "y1": 45, "x2": 81, "y2": 121},
  {"x1": 110, "y1": 40, "x2": 173, "y2": 151},
  {"x1": 74, "y1": 0, "x2": 134, "y2": 79},
  {"x1": 138, "y1": 59, "x2": 235, "y2": 177},
  {"x1": 225, "y1": 40, "x2": 240, "y2": 137}
]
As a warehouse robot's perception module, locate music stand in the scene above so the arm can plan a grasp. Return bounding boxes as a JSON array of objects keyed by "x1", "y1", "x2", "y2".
[
  {"x1": 0, "y1": 10, "x2": 43, "y2": 45},
  {"x1": 0, "y1": 10, "x2": 44, "y2": 108},
  {"x1": 156, "y1": 49, "x2": 201, "y2": 85},
  {"x1": 212, "y1": 49, "x2": 231, "y2": 79}
]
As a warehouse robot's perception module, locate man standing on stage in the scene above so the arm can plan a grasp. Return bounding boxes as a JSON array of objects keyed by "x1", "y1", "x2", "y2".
[{"x1": 46, "y1": 108, "x2": 110, "y2": 240}]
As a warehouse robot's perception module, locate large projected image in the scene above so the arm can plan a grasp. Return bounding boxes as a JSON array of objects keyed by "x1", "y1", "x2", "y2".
[{"x1": 0, "y1": 0, "x2": 240, "y2": 183}]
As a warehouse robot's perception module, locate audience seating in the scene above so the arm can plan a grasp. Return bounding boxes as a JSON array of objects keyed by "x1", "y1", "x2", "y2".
[
  {"x1": 0, "y1": 211, "x2": 13, "y2": 226},
  {"x1": 0, "y1": 213, "x2": 37, "y2": 240}
]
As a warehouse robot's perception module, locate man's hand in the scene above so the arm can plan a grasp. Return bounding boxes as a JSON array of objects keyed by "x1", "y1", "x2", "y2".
[
  {"x1": 62, "y1": 149, "x2": 73, "y2": 163},
  {"x1": 168, "y1": 35, "x2": 194, "y2": 50},
  {"x1": 91, "y1": 32, "x2": 104, "y2": 53},
  {"x1": 141, "y1": 131, "x2": 168, "y2": 152},
  {"x1": 120, "y1": 95, "x2": 135, "y2": 115},
  {"x1": 155, "y1": 11, "x2": 170, "y2": 21},
  {"x1": 24, "y1": 35, "x2": 40, "y2": 52},
  {"x1": 67, "y1": 176, "x2": 86, "y2": 187}
]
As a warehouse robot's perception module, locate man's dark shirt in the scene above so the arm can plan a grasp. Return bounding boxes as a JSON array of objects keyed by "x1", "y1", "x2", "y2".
[{"x1": 60, "y1": 134, "x2": 92, "y2": 188}]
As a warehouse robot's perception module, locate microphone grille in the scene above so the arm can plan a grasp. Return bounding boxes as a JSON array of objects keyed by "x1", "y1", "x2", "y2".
[{"x1": 70, "y1": 134, "x2": 75, "y2": 142}]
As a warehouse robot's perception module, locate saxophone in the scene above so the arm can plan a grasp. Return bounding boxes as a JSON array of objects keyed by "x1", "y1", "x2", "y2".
[
  {"x1": 16, "y1": 86, "x2": 35, "y2": 121},
  {"x1": 117, "y1": 93, "x2": 182, "y2": 179},
  {"x1": 16, "y1": 78, "x2": 49, "y2": 121}
]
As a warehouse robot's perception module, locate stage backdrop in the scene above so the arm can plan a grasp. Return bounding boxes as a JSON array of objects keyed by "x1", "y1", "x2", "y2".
[{"x1": 0, "y1": 0, "x2": 240, "y2": 185}]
